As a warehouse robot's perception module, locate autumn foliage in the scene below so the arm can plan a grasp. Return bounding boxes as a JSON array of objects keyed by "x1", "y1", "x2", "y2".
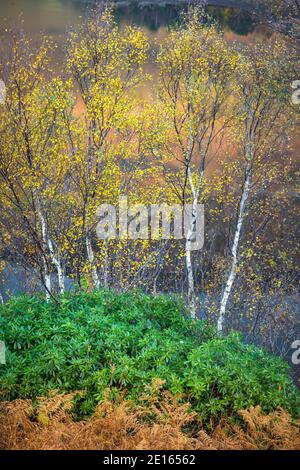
[
  {"x1": 1, "y1": 390, "x2": 299, "y2": 450},
  {"x1": 0, "y1": 5, "x2": 299, "y2": 452}
]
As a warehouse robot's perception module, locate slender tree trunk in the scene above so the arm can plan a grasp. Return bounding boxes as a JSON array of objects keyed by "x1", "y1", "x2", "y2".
[
  {"x1": 153, "y1": 277, "x2": 157, "y2": 296},
  {"x1": 36, "y1": 202, "x2": 51, "y2": 299},
  {"x1": 86, "y1": 234, "x2": 100, "y2": 289},
  {"x1": 185, "y1": 195, "x2": 198, "y2": 319},
  {"x1": 48, "y1": 238, "x2": 65, "y2": 295},
  {"x1": 42, "y1": 257, "x2": 51, "y2": 300},
  {"x1": 217, "y1": 162, "x2": 251, "y2": 334},
  {"x1": 185, "y1": 71, "x2": 197, "y2": 319},
  {"x1": 102, "y1": 241, "x2": 109, "y2": 288}
]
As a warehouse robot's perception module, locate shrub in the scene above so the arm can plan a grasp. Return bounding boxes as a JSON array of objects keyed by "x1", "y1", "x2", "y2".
[
  {"x1": 0, "y1": 290, "x2": 299, "y2": 423},
  {"x1": 183, "y1": 333, "x2": 300, "y2": 421}
]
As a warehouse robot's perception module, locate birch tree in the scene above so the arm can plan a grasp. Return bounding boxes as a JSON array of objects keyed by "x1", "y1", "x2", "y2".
[
  {"x1": 0, "y1": 36, "x2": 73, "y2": 298},
  {"x1": 217, "y1": 40, "x2": 298, "y2": 333},
  {"x1": 157, "y1": 8, "x2": 241, "y2": 317},
  {"x1": 66, "y1": 7, "x2": 149, "y2": 289}
]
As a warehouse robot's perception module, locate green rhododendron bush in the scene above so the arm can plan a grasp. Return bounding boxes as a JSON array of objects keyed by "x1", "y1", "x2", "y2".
[{"x1": 0, "y1": 290, "x2": 299, "y2": 424}]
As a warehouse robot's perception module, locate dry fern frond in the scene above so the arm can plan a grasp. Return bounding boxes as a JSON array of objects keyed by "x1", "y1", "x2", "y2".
[{"x1": 0, "y1": 394, "x2": 299, "y2": 450}]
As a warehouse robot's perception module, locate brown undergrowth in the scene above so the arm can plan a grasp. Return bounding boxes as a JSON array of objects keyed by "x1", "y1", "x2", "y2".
[{"x1": 1, "y1": 389, "x2": 299, "y2": 450}]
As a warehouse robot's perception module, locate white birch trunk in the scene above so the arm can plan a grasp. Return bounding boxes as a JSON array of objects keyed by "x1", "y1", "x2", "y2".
[
  {"x1": 217, "y1": 165, "x2": 251, "y2": 334},
  {"x1": 48, "y1": 238, "x2": 65, "y2": 295},
  {"x1": 86, "y1": 235, "x2": 100, "y2": 289},
  {"x1": 185, "y1": 71, "x2": 198, "y2": 319},
  {"x1": 103, "y1": 241, "x2": 108, "y2": 288},
  {"x1": 185, "y1": 195, "x2": 198, "y2": 319},
  {"x1": 37, "y1": 203, "x2": 51, "y2": 299},
  {"x1": 42, "y1": 256, "x2": 51, "y2": 301}
]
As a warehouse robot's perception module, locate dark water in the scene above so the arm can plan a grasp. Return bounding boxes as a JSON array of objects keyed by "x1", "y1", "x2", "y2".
[{"x1": 0, "y1": 0, "x2": 259, "y2": 40}]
